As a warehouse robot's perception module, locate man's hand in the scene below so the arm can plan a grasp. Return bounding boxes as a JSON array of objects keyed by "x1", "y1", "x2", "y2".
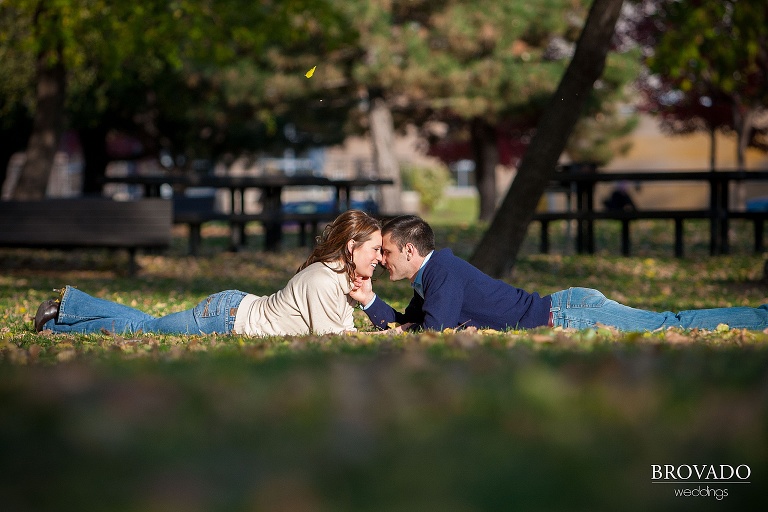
[
  {"x1": 349, "y1": 275, "x2": 375, "y2": 307},
  {"x1": 381, "y1": 322, "x2": 413, "y2": 334}
]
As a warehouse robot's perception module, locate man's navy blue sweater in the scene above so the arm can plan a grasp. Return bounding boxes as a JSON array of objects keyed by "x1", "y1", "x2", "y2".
[{"x1": 364, "y1": 248, "x2": 551, "y2": 331}]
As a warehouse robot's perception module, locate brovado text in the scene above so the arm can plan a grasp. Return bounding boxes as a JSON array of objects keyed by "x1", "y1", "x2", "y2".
[{"x1": 651, "y1": 464, "x2": 751, "y2": 481}]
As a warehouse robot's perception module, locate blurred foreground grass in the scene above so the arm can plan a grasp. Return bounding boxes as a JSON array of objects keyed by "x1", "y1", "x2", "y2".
[{"x1": 2, "y1": 220, "x2": 768, "y2": 511}]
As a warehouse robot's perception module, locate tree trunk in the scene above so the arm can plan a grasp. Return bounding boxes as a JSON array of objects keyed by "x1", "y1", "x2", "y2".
[
  {"x1": 79, "y1": 125, "x2": 110, "y2": 195},
  {"x1": 12, "y1": 44, "x2": 66, "y2": 200},
  {"x1": 733, "y1": 103, "x2": 753, "y2": 171},
  {"x1": 368, "y1": 89, "x2": 402, "y2": 214},
  {"x1": 470, "y1": 0, "x2": 625, "y2": 277},
  {"x1": 471, "y1": 118, "x2": 499, "y2": 222},
  {"x1": 731, "y1": 102, "x2": 753, "y2": 209}
]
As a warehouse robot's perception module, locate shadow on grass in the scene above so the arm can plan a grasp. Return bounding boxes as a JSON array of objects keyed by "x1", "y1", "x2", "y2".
[{"x1": 1, "y1": 344, "x2": 767, "y2": 511}]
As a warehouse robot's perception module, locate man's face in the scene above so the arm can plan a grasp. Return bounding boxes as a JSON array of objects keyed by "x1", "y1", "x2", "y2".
[{"x1": 381, "y1": 233, "x2": 418, "y2": 282}]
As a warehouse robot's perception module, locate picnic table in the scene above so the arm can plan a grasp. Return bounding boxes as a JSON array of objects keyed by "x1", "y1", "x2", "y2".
[
  {"x1": 538, "y1": 168, "x2": 768, "y2": 256},
  {"x1": 100, "y1": 173, "x2": 393, "y2": 252}
]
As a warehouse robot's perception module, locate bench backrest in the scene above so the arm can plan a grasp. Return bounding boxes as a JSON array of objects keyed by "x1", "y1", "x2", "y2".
[{"x1": 0, "y1": 198, "x2": 172, "y2": 248}]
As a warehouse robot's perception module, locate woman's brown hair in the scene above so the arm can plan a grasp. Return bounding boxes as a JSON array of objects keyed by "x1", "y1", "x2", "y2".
[{"x1": 297, "y1": 209, "x2": 381, "y2": 283}]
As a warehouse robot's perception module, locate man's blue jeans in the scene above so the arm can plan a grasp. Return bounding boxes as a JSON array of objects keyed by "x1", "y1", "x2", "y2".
[
  {"x1": 550, "y1": 287, "x2": 768, "y2": 332},
  {"x1": 43, "y1": 286, "x2": 247, "y2": 335}
]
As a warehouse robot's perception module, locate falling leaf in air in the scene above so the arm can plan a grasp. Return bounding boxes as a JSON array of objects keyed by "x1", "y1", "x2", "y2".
[{"x1": 305, "y1": 66, "x2": 316, "y2": 78}]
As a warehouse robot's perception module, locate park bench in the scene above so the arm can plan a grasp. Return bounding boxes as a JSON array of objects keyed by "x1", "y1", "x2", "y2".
[{"x1": 0, "y1": 197, "x2": 172, "y2": 275}]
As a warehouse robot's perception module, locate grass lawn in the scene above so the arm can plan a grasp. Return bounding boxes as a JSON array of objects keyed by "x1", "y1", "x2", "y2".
[{"x1": 2, "y1": 220, "x2": 768, "y2": 511}]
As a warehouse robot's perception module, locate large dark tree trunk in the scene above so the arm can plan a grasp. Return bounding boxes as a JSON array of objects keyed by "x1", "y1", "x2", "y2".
[
  {"x1": 368, "y1": 88, "x2": 402, "y2": 214},
  {"x1": 470, "y1": 0, "x2": 625, "y2": 277},
  {"x1": 471, "y1": 118, "x2": 499, "y2": 222},
  {"x1": 12, "y1": 38, "x2": 66, "y2": 200},
  {"x1": 78, "y1": 124, "x2": 110, "y2": 195}
]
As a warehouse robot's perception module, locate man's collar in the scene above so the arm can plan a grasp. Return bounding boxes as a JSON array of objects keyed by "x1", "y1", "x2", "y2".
[{"x1": 411, "y1": 250, "x2": 434, "y2": 298}]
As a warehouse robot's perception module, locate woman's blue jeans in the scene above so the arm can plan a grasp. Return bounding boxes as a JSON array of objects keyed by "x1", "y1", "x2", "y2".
[
  {"x1": 43, "y1": 286, "x2": 247, "y2": 335},
  {"x1": 550, "y1": 287, "x2": 768, "y2": 332}
]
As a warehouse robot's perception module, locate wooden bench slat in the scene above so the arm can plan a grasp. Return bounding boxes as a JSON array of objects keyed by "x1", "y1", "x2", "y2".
[{"x1": 0, "y1": 198, "x2": 172, "y2": 273}]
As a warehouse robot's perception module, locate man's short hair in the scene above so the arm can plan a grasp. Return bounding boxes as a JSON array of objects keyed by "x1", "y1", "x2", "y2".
[{"x1": 382, "y1": 215, "x2": 435, "y2": 256}]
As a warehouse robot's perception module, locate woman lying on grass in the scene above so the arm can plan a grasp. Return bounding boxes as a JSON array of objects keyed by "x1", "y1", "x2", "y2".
[{"x1": 33, "y1": 210, "x2": 382, "y2": 336}]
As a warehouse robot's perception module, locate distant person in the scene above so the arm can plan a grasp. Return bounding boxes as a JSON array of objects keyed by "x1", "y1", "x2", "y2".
[
  {"x1": 349, "y1": 215, "x2": 768, "y2": 332},
  {"x1": 603, "y1": 181, "x2": 636, "y2": 212},
  {"x1": 34, "y1": 210, "x2": 382, "y2": 336}
]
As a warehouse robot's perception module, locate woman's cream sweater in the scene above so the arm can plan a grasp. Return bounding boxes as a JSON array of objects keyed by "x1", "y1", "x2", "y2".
[{"x1": 234, "y1": 261, "x2": 356, "y2": 336}]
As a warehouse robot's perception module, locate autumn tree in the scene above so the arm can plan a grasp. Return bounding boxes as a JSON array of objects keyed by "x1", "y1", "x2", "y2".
[{"x1": 637, "y1": 0, "x2": 768, "y2": 169}]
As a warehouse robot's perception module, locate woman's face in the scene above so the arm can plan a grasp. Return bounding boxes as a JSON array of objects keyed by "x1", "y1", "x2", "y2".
[{"x1": 349, "y1": 230, "x2": 383, "y2": 279}]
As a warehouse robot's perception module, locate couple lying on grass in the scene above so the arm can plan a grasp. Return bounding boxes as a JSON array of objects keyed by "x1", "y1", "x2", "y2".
[{"x1": 34, "y1": 211, "x2": 768, "y2": 336}]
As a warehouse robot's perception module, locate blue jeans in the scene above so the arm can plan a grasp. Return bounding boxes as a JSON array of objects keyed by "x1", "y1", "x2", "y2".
[
  {"x1": 43, "y1": 286, "x2": 247, "y2": 335},
  {"x1": 550, "y1": 287, "x2": 768, "y2": 332}
]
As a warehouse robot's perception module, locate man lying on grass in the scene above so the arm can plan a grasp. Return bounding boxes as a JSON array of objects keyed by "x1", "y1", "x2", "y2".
[{"x1": 349, "y1": 215, "x2": 768, "y2": 333}]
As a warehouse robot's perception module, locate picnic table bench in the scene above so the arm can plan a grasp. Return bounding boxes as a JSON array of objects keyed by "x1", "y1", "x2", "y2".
[
  {"x1": 103, "y1": 174, "x2": 392, "y2": 254},
  {"x1": 0, "y1": 198, "x2": 172, "y2": 275},
  {"x1": 172, "y1": 195, "x2": 339, "y2": 255},
  {"x1": 534, "y1": 169, "x2": 768, "y2": 257}
]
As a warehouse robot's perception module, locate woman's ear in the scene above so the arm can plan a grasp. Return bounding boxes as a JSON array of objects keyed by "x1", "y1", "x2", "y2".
[{"x1": 347, "y1": 239, "x2": 355, "y2": 254}]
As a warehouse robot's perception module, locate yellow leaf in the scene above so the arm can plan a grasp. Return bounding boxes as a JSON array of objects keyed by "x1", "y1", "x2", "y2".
[{"x1": 305, "y1": 66, "x2": 316, "y2": 78}]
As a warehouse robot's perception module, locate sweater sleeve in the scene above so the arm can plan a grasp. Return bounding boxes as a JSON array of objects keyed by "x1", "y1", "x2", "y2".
[{"x1": 363, "y1": 293, "x2": 425, "y2": 330}]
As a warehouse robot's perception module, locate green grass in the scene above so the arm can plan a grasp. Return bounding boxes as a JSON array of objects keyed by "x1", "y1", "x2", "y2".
[
  {"x1": 2, "y1": 221, "x2": 768, "y2": 511},
  {"x1": 424, "y1": 194, "x2": 479, "y2": 226}
]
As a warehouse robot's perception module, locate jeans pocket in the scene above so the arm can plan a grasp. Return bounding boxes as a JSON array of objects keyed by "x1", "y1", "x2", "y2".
[
  {"x1": 194, "y1": 293, "x2": 225, "y2": 318},
  {"x1": 566, "y1": 287, "x2": 607, "y2": 308}
]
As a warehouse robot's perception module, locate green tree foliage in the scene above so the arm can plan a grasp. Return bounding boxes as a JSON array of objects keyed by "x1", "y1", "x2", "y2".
[
  {"x1": 471, "y1": 0, "x2": 626, "y2": 276},
  {"x1": 565, "y1": 52, "x2": 640, "y2": 165},
  {"x1": 337, "y1": 0, "x2": 639, "y2": 221},
  {"x1": 400, "y1": 163, "x2": 453, "y2": 212},
  {"x1": 0, "y1": 0, "x2": 356, "y2": 197}
]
